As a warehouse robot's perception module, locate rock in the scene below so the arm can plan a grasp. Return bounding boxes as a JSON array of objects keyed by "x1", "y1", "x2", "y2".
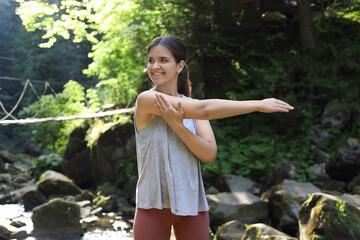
[
  {"x1": 62, "y1": 127, "x2": 93, "y2": 188},
  {"x1": 75, "y1": 189, "x2": 93, "y2": 202},
  {"x1": 4, "y1": 163, "x2": 22, "y2": 175},
  {"x1": 63, "y1": 122, "x2": 137, "y2": 188},
  {"x1": 241, "y1": 223, "x2": 297, "y2": 240},
  {"x1": 321, "y1": 99, "x2": 351, "y2": 128},
  {"x1": 309, "y1": 124, "x2": 335, "y2": 148},
  {"x1": 0, "y1": 152, "x2": 14, "y2": 164},
  {"x1": 348, "y1": 174, "x2": 360, "y2": 193},
  {"x1": 10, "y1": 230, "x2": 28, "y2": 239},
  {"x1": 325, "y1": 147, "x2": 360, "y2": 182},
  {"x1": 0, "y1": 174, "x2": 11, "y2": 184},
  {"x1": 0, "y1": 180, "x2": 36, "y2": 204},
  {"x1": 121, "y1": 175, "x2": 137, "y2": 205},
  {"x1": 214, "y1": 220, "x2": 246, "y2": 240},
  {"x1": 261, "y1": 179, "x2": 321, "y2": 235},
  {"x1": 0, "y1": 225, "x2": 12, "y2": 239},
  {"x1": 12, "y1": 173, "x2": 32, "y2": 185},
  {"x1": 92, "y1": 122, "x2": 136, "y2": 186},
  {"x1": 21, "y1": 189, "x2": 48, "y2": 211},
  {"x1": 31, "y1": 198, "x2": 83, "y2": 238},
  {"x1": 299, "y1": 193, "x2": 360, "y2": 240},
  {"x1": 267, "y1": 162, "x2": 298, "y2": 188},
  {"x1": 10, "y1": 221, "x2": 26, "y2": 228},
  {"x1": 202, "y1": 169, "x2": 219, "y2": 189},
  {"x1": 215, "y1": 174, "x2": 261, "y2": 195},
  {"x1": 207, "y1": 192, "x2": 268, "y2": 226},
  {"x1": 206, "y1": 186, "x2": 220, "y2": 195},
  {"x1": 320, "y1": 179, "x2": 346, "y2": 194},
  {"x1": 306, "y1": 163, "x2": 329, "y2": 182},
  {"x1": 339, "y1": 193, "x2": 360, "y2": 208},
  {"x1": 36, "y1": 170, "x2": 82, "y2": 197},
  {"x1": 313, "y1": 148, "x2": 329, "y2": 163}
]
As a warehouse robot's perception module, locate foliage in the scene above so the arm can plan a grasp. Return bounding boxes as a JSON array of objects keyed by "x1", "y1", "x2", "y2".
[
  {"x1": 9, "y1": 0, "x2": 360, "y2": 183},
  {"x1": 203, "y1": 118, "x2": 314, "y2": 183},
  {"x1": 15, "y1": 0, "x2": 196, "y2": 105},
  {"x1": 27, "y1": 152, "x2": 62, "y2": 180},
  {"x1": 20, "y1": 80, "x2": 87, "y2": 152}
]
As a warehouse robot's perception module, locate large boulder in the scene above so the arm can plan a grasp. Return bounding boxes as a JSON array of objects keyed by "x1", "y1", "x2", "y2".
[
  {"x1": 214, "y1": 220, "x2": 246, "y2": 240},
  {"x1": 62, "y1": 127, "x2": 93, "y2": 188},
  {"x1": 261, "y1": 179, "x2": 321, "y2": 235},
  {"x1": 299, "y1": 193, "x2": 360, "y2": 240},
  {"x1": 241, "y1": 223, "x2": 297, "y2": 240},
  {"x1": 36, "y1": 170, "x2": 81, "y2": 197},
  {"x1": 90, "y1": 122, "x2": 136, "y2": 186},
  {"x1": 215, "y1": 174, "x2": 261, "y2": 195},
  {"x1": 326, "y1": 147, "x2": 360, "y2": 182},
  {"x1": 207, "y1": 192, "x2": 268, "y2": 226},
  {"x1": 31, "y1": 198, "x2": 83, "y2": 238}
]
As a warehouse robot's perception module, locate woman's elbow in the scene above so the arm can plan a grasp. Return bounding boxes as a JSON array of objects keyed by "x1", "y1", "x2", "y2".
[{"x1": 203, "y1": 149, "x2": 217, "y2": 164}]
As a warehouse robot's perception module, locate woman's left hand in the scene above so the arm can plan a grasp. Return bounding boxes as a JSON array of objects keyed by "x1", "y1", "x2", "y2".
[{"x1": 155, "y1": 94, "x2": 184, "y2": 130}]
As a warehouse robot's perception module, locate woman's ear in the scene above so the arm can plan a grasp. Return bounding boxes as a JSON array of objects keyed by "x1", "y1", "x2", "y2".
[{"x1": 177, "y1": 60, "x2": 185, "y2": 73}]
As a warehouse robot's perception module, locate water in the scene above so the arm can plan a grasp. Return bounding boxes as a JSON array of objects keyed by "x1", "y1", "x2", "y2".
[{"x1": 0, "y1": 204, "x2": 134, "y2": 240}]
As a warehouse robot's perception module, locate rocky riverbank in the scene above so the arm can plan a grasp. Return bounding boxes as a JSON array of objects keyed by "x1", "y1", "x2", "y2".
[{"x1": 1, "y1": 146, "x2": 360, "y2": 240}]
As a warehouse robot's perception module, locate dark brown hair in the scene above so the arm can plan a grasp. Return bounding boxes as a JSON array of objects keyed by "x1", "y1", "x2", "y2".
[{"x1": 148, "y1": 34, "x2": 191, "y2": 97}]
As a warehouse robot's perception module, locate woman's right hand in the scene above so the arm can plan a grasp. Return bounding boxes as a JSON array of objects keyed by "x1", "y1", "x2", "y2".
[
  {"x1": 155, "y1": 94, "x2": 185, "y2": 130},
  {"x1": 259, "y1": 98, "x2": 294, "y2": 113}
]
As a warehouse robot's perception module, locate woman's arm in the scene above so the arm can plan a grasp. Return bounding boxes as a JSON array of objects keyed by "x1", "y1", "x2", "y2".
[
  {"x1": 155, "y1": 96, "x2": 217, "y2": 164},
  {"x1": 136, "y1": 90, "x2": 293, "y2": 121}
]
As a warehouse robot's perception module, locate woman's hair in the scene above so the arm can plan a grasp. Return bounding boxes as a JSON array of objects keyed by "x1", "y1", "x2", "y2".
[{"x1": 148, "y1": 34, "x2": 191, "y2": 97}]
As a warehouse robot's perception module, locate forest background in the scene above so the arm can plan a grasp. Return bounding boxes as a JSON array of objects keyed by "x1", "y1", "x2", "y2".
[{"x1": 0, "y1": 0, "x2": 359, "y2": 185}]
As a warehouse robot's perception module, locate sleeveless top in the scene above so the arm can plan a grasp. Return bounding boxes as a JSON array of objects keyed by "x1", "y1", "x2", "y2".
[{"x1": 134, "y1": 94, "x2": 209, "y2": 216}]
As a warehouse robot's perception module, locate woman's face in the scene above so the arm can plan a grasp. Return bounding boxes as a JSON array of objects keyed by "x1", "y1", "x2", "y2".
[{"x1": 147, "y1": 45, "x2": 182, "y2": 88}]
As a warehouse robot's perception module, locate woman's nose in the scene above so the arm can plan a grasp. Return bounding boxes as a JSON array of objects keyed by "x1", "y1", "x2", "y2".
[{"x1": 152, "y1": 61, "x2": 160, "y2": 69}]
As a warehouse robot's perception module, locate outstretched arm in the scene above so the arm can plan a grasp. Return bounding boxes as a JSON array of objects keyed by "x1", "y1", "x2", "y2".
[
  {"x1": 155, "y1": 96, "x2": 217, "y2": 164},
  {"x1": 136, "y1": 90, "x2": 294, "y2": 121}
]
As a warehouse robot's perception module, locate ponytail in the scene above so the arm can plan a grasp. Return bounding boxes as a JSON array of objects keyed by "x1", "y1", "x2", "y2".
[{"x1": 177, "y1": 65, "x2": 191, "y2": 97}]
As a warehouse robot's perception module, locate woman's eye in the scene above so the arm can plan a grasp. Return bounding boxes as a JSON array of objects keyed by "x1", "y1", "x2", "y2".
[
  {"x1": 161, "y1": 59, "x2": 168, "y2": 62},
  {"x1": 148, "y1": 59, "x2": 154, "y2": 63}
]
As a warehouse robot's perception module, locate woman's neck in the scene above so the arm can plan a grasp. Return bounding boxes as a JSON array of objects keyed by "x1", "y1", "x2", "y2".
[{"x1": 154, "y1": 86, "x2": 180, "y2": 97}]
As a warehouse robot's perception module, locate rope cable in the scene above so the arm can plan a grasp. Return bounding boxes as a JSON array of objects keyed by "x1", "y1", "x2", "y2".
[
  {"x1": 0, "y1": 102, "x2": 18, "y2": 120},
  {"x1": 28, "y1": 80, "x2": 41, "y2": 100},
  {"x1": 0, "y1": 80, "x2": 30, "y2": 121}
]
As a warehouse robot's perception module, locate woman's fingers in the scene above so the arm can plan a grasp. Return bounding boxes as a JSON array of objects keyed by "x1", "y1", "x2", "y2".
[{"x1": 260, "y1": 98, "x2": 294, "y2": 113}]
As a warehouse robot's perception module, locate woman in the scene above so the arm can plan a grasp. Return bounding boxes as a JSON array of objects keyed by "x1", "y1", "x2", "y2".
[{"x1": 133, "y1": 34, "x2": 293, "y2": 240}]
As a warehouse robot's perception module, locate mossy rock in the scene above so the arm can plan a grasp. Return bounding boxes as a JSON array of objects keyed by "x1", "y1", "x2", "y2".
[
  {"x1": 36, "y1": 170, "x2": 81, "y2": 197},
  {"x1": 31, "y1": 198, "x2": 83, "y2": 238},
  {"x1": 299, "y1": 193, "x2": 360, "y2": 240}
]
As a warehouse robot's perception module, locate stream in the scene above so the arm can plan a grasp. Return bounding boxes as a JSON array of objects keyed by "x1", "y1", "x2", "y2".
[{"x1": 0, "y1": 204, "x2": 134, "y2": 240}]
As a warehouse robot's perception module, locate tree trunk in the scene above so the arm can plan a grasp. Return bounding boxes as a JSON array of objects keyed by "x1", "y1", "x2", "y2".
[{"x1": 297, "y1": 0, "x2": 316, "y2": 49}]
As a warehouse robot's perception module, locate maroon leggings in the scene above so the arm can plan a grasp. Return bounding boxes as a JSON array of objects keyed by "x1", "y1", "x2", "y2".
[{"x1": 133, "y1": 208, "x2": 209, "y2": 240}]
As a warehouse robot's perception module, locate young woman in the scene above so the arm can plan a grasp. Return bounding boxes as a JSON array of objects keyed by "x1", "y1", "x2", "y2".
[{"x1": 133, "y1": 34, "x2": 293, "y2": 240}]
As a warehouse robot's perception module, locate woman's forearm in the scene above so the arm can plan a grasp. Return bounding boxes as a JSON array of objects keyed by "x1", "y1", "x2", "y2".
[
  {"x1": 171, "y1": 123, "x2": 217, "y2": 164},
  {"x1": 198, "y1": 99, "x2": 262, "y2": 120}
]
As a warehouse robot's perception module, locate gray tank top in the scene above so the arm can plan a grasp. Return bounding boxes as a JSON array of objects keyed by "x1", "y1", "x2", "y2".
[{"x1": 134, "y1": 95, "x2": 209, "y2": 216}]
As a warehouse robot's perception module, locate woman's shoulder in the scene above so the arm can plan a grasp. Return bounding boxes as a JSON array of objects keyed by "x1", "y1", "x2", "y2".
[{"x1": 136, "y1": 90, "x2": 155, "y2": 103}]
